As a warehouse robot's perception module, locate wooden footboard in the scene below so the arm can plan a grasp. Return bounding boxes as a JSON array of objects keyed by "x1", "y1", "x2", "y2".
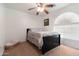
[{"x1": 42, "y1": 34, "x2": 60, "y2": 54}]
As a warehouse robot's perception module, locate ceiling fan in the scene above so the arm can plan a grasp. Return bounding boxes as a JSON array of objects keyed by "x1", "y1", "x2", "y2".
[{"x1": 28, "y1": 3, "x2": 55, "y2": 15}]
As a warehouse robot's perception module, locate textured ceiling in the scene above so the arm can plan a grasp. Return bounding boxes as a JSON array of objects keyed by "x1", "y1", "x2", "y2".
[{"x1": 4, "y1": 3, "x2": 70, "y2": 16}]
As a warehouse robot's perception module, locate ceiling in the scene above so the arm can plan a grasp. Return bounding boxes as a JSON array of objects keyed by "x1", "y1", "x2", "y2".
[{"x1": 4, "y1": 3, "x2": 70, "y2": 16}]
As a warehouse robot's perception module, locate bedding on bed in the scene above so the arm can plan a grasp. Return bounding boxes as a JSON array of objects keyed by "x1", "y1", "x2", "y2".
[{"x1": 27, "y1": 28, "x2": 59, "y2": 49}]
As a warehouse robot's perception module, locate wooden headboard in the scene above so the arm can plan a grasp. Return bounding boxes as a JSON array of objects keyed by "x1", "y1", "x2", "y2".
[{"x1": 26, "y1": 28, "x2": 31, "y2": 41}]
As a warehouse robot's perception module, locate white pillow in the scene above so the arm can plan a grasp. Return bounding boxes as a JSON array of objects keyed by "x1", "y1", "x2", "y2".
[{"x1": 31, "y1": 28, "x2": 46, "y2": 32}]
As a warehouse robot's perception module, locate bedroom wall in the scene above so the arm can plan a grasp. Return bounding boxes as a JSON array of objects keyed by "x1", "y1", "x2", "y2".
[
  {"x1": 41, "y1": 3, "x2": 79, "y2": 49},
  {"x1": 41, "y1": 13, "x2": 55, "y2": 31},
  {"x1": 53, "y1": 4, "x2": 79, "y2": 35},
  {"x1": 54, "y1": 12, "x2": 79, "y2": 34},
  {"x1": 0, "y1": 4, "x2": 5, "y2": 55},
  {"x1": 0, "y1": 4, "x2": 5, "y2": 47},
  {"x1": 45, "y1": 4, "x2": 79, "y2": 35},
  {"x1": 5, "y1": 7, "x2": 43, "y2": 46}
]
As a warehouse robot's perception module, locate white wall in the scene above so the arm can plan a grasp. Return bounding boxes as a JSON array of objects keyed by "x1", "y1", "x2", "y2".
[
  {"x1": 0, "y1": 3, "x2": 43, "y2": 55},
  {"x1": 44, "y1": 4, "x2": 79, "y2": 32},
  {"x1": 53, "y1": 4, "x2": 79, "y2": 35},
  {"x1": 0, "y1": 4, "x2": 5, "y2": 55},
  {"x1": 0, "y1": 4, "x2": 5, "y2": 47},
  {"x1": 41, "y1": 13, "x2": 55, "y2": 31},
  {"x1": 53, "y1": 3, "x2": 79, "y2": 18},
  {"x1": 54, "y1": 12, "x2": 79, "y2": 34},
  {"x1": 53, "y1": 11, "x2": 79, "y2": 49},
  {"x1": 5, "y1": 7, "x2": 43, "y2": 46},
  {"x1": 51, "y1": 4, "x2": 79, "y2": 49}
]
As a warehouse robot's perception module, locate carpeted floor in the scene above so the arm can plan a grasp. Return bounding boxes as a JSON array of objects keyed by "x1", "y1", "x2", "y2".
[
  {"x1": 3, "y1": 42, "x2": 79, "y2": 56},
  {"x1": 45, "y1": 45, "x2": 79, "y2": 56},
  {"x1": 3, "y1": 42, "x2": 42, "y2": 56}
]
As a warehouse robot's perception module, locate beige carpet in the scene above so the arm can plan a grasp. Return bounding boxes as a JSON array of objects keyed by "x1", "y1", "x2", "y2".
[
  {"x1": 45, "y1": 45, "x2": 79, "y2": 56},
  {"x1": 3, "y1": 42, "x2": 42, "y2": 56},
  {"x1": 3, "y1": 42, "x2": 79, "y2": 56}
]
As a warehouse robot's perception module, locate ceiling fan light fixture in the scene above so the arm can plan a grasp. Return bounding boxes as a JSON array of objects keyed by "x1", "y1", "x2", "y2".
[
  {"x1": 37, "y1": 7, "x2": 45, "y2": 12},
  {"x1": 40, "y1": 7, "x2": 45, "y2": 12},
  {"x1": 37, "y1": 7, "x2": 41, "y2": 12},
  {"x1": 28, "y1": 3, "x2": 56, "y2": 15}
]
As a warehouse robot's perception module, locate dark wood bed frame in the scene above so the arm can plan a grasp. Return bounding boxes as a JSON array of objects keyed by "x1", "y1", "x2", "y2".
[
  {"x1": 26, "y1": 28, "x2": 60, "y2": 54},
  {"x1": 42, "y1": 34, "x2": 60, "y2": 54}
]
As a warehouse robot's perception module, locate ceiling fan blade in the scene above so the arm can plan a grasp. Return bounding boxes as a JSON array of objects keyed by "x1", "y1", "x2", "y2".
[
  {"x1": 36, "y1": 3, "x2": 43, "y2": 7},
  {"x1": 36, "y1": 3, "x2": 39, "y2": 7},
  {"x1": 36, "y1": 12, "x2": 39, "y2": 15},
  {"x1": 39, "y1": 3, "x2": 43, "y2": 6},
  {"x1": 46, "y1": 4, "x2": 55, "y2": 7},
  {"x1": 44, "y1": 9, "x2": 49, "y2": 14},
  {"x1": 28, "y1": 7, "x2": 36, "y2": 10}
]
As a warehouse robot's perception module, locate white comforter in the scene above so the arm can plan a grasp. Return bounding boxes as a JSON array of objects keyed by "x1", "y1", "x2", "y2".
[{"x1": 27, "y1": 30, "x2": 58, "y2": 49}]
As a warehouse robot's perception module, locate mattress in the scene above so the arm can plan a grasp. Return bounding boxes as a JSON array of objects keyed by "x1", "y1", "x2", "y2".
[{"x1": 27, "y1": 28, "x2": 59, "y2": 49}]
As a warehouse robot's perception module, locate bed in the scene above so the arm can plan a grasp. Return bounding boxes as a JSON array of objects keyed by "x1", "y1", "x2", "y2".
[{"x1": 27, "y1": 28, "x2": 60, "y2": 54}]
